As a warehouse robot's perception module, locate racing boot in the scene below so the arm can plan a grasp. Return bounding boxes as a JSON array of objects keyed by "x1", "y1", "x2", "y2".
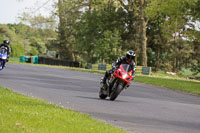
[{"x1": 101, "y1": 76, "x2": 107, "y2": 89}]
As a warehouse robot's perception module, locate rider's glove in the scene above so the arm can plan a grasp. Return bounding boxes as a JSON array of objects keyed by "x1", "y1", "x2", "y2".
[{"x1": 112, "y1": 65, "x2": 118, "y2": 71}]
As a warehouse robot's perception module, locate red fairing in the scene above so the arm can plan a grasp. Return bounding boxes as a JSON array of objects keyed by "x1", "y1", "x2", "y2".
[{"x1": 113, "y1": 65, "x2": 133, "y2": 84}]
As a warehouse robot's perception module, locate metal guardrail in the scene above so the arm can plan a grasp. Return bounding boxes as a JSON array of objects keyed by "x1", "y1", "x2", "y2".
[
  {"x1": 142, "y1": 67, "x2": 151, "y2": 75},
  {"x1": 19, "y1": 56, "x2": 79, "y2": 67},
  {"x1": 87, "y1": 63, "x2": 151, "y2": 75},
  {"x1": 19, "y1": 58, "x2": 151, "y2": 75}
]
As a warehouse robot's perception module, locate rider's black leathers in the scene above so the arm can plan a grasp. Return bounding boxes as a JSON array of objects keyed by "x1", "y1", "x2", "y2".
[{"x1": 0, "y1": 44, "x2": 11, "y2": 68}]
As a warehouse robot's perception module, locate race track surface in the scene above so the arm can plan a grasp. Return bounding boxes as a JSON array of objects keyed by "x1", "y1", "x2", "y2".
[{"x1": 0, "y1": 63, "x2": 200, "y2": 133}]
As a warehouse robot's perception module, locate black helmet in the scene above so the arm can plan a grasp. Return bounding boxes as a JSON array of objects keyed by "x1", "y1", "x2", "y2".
[
  {"x1": 3, "y1": 39, "x2": 10, "y2": 45},
  {"x1": 126, "y1": 50, "x2": 136, "y2": 61}
]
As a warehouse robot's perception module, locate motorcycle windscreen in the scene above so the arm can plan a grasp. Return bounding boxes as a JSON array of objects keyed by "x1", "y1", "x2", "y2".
[
  {"x1": 121, "y1": 64, "x2": 132, "y2": 72},
  {"x1": 0, "y1": 48, "x2": 7, "y2": 55}
]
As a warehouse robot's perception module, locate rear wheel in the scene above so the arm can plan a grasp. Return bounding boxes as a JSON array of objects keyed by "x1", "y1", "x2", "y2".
[{"x1": 110, "y1": 83, "x2": 123, "y2": 101}]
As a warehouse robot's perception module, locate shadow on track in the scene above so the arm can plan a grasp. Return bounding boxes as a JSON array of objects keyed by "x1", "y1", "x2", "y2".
[{"x1": 76, "y1": 96, "x2": 128, "y2": 102}]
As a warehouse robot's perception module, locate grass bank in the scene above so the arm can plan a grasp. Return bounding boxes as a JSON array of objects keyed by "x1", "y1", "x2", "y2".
[
  {"x1": 0, "y1": 87, "x2": 126, "y2": 133},
  {"x1": 135, "y1": 75, "x2": 200, "y2": 95}
]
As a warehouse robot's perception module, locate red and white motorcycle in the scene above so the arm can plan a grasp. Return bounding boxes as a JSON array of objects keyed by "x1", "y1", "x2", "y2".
[{"x1": 99, "y1": 63, "x2": 134, "y2": 101}]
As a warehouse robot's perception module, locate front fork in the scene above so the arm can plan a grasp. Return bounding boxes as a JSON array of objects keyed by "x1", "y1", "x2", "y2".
[
  {"x1": 109, "y1": 78, "x2": 130, "y2": 95},
  {"x1": 100, "y1": 75, "x2": 116, "y2": 96},
  {"x1": 100, "y1": 76, "x2": 129, "y2": 96},
  {"x1": 2, "y1": 60, "x2": 6, "y2": 68},
  {"x1": 0, "y1": 60, "x2": 5, "y2": 70}
]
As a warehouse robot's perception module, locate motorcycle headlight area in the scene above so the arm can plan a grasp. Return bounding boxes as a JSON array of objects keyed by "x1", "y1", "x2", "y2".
[
  {"x1": 2, "y1": 57, "x2": 7, "y2": 59},
  {"x1": 122, "y1": 72, "x2": 129, "y2": 79}
]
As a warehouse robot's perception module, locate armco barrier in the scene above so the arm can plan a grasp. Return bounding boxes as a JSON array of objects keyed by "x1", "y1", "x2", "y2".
[
  {"x1": 142, "y1": 67, "x2": 151, "y2": 75},
  {"x1": 98, "y1": 64, "x2": 107, "y2": 70},
  {"x1": 38, "y1": 56, "x2": 79, "y2": 67},
  {"x1": 25, "y1": 56, "x2": 31, "y2": 63},
  {"x1": 88, "y1": 63, "x2": 92, "y2": 69},
  {"x1": 30, "y1": 56, "x2": 39, "y2": 64},
  {"x1": 20, "y1": 56, "x2": 38, "y2": 64},
  {"x1": 136, "y1": 66, "x2": 142, "y2": 74},
  {"x1": 91, "y1": 64, "x2": 98, "y2": 70},
  {"x1": 19, "y1": 56, "x2": 25, "y2": 63},
  {"x1": 86, "y1": 64, "x2": 150, "y2": 75}
]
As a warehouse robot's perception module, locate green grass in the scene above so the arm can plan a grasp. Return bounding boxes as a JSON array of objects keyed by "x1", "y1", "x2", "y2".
[
  {"x1": 0, "y1": 87, "x2": 126, "y2": 133},
  {"x1": 9, "y1": 57, "x2": 20, "y2": 63},
  {"x1": 135, "y1": 75, "x2": 200, "y2": 95}
]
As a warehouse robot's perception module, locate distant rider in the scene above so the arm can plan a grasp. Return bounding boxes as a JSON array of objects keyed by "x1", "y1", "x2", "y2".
[
  {"x1": 102, "y1": 50, "x2": 136, "y2": 87},
  {"x1": 0, "y1": 39, "x2": 11, "y2": 68}
]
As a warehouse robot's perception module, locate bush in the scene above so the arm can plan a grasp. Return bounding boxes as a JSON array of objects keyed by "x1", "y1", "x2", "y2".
[
  {"x1": 29, "y1": 46, "x2": 39, "y2": 56},
  {"x1": 10, "y1": 44, "x2": 24, "y2": 57},
  {"x1": 160, "y1": 62, "x2": 173, "y2": 72}
]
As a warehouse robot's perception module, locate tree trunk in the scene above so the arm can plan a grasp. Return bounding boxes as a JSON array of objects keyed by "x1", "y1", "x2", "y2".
[
  {"x1": 58, "y1": 0, "x2": 73, "y2": 61},
  {"x1": 155, "y1": 47, "x2": 160, "y2": 72},
  {"x1": 172, "y1": 17, "x2": 178, "y2": 72},
  {"x1": 139, "y1": 0, "x2": 147, "y2": 66},
  {"x1": 173, "y1": 56, "x2": 176, "y2": 72}
]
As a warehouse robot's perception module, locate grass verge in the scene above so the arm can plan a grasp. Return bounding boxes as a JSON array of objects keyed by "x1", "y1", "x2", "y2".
[
  {"x1": 0, "y1": 87, "x2": 126, "y2": 133},
  {"x1": 135, "y1": 75, "x2": 200, "y2": 95}
]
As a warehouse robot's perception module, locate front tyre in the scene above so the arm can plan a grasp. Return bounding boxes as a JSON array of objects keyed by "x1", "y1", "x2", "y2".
[
  {"x1": 110, "y1": 83, "x2": 123, "y2": 101},
  {"x1": 0, "y1": 61, "x2": 4, "y2": 70}
]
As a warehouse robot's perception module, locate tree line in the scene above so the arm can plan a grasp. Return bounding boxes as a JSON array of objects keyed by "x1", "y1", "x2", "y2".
[
  {"x1": 0, "y1": 14, "x2": 57, "y2": 57},
  {"x1": 56, "y1": 0, "x2": 200, "y2": 74},
  {"x1": 0, "y1": 0, "x2": 199, "y2": 75}
]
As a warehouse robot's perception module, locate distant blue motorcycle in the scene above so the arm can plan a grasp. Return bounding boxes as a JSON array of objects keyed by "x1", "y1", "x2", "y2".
[{"x1": 0, "y1": 46, "x2": 8, "y2": 71}]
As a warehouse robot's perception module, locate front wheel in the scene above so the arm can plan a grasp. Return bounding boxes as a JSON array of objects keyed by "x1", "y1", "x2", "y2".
[
  {"x1": 0, "y1": 61, "x2": 4, "y2": 70},
  {"x1": 110, "y1": 83, "x2": 123, "y2": 101}
]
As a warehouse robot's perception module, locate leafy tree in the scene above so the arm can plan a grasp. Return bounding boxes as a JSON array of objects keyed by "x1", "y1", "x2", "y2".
[
  {"x1": 29, "y1": 46, "x2": 39, "y2": 56},
  {"x1": 10, "y1": 44, "x2": 24, "y2": 57},
  {"x1": 0, "y1": 25, "x2": 18, "y2": 44},
  {"x1": 56, "y1": 0, "x2": 84, "y2": 61},
  {"x1": 29, "y1": 37, "x2": 46, "y2": 55},
  {"x1": 17, "y1": 13, "x2": 57, "y2": 55},
  {"x1": 50, "y1": 0, "x2": 200, "y2": 76},
  {"x1": 18, "y1": 13, "x2": 57, "y2": 30},
  {"x1": 74, "y1": 0, "x2": 138, "y2": 63},
  {"x1": 94, "y1": 29, "x2": 122, "y2": 63},
  {"x1": 75, "y1": 9, "x2": 103, "y2": 63},
  {"x1": 145, "y1": 0, "x2": 198, "y2": 72}
]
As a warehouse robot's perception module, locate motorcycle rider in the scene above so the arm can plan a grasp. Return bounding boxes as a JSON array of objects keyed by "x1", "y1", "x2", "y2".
[
  {"x1": 0, "y1": 39, "x2": 11, "y2": 68},
  {"x1": 102, "y1": 50, "x2": 136, "y2": 87}
]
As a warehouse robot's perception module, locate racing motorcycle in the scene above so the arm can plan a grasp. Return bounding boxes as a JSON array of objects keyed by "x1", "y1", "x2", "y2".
[
  {"x1": 0, "y1": 46, "x2": 8, "y2": 71},
  {"x1": 99, "y1": 63, "x2": 133, "y2": 101}
]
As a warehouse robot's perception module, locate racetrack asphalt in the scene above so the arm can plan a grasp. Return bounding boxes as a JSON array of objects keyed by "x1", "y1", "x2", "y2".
[{"x1": 0, "y1": 63, "x2": 200, "y2": 133}]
